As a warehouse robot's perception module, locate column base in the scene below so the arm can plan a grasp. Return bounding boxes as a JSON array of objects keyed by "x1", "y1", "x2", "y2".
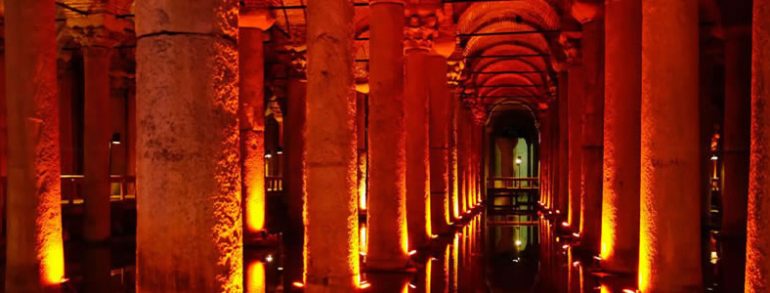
[
  {"x1": 244, "y1": 230, "x2": 279, "y2": 247},
  {"x1": 365, "y1": 258, "x2": 415, "y2": 273}
]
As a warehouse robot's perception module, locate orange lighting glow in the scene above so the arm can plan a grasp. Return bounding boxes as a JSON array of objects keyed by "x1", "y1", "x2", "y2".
[
  {"x1": 359, "y1": 156, "x2": 368, "y2": 211},
  {"x1": 41, "y1": 236, "x2": 65, "y2": 286},
  {"x1": 245, "y1": 188, "x2": 266, "y2": 233},
  {"x1": 246, "y1": 260, "x2": 266, "y2": 293},
  {"x1": 360, "y1": 223, "x2": 368, "y2": 256}
]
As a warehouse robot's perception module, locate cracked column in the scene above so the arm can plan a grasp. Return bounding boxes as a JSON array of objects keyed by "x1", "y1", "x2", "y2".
[
  {"x1": 638, "y1": 0, "x2": 701, "y2": 291},
  {"x1": 368, "y1": 0, "x2": 410, "y2": 270},
  {"x1": 4, "y1": 0, "x2": 65, "y2": 290},
  {"x1": 745, "y1": 0, "x2": 770, "y2": 291},
  {"x1": 600, "y1": 0, "x2": 641, "y2": 272},
  {"x1": 239, "y1": 8, "x2": 273, "y2": 238},
  {"x1": 428, "y1": 53, "x2": 451, "y2": 234},
  {"x1": 135, "y1": 1, "x2": 242, "y2": 291},
  {"x1": 305, "y1": 0, "x2": 360, "y2": 289}
]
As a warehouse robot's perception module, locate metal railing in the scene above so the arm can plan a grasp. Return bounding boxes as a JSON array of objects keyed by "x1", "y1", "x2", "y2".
[
  {"x1": 488, "y1": 177, "x2": 539, "y2": 190},
  {"x1": 60, "y1": 174, "x2": 137, "y2": 205},
  {"x1": 266, "y1": 176, "x2": 284, "y2": 192}
]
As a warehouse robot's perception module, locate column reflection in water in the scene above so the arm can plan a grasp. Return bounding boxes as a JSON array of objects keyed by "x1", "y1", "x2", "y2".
[
  {"x1": 430, "y1": 242, "x2": 451, "y2": 293},
  {"x1": 246, "y1": 260, "x2": 266, "y2": 293}
]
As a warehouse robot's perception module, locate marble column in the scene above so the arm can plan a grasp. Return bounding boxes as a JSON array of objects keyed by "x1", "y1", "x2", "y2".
[
  {"x1": 305, "y1": 0, "x2": 360, "y2": 289},
  {"x1": 405, "y1": 48, "x2": 432, "y2": 248},
  {"x1": 638, "y1": 0, "x2": 701, "y2": 291},
  {"x1": 135, "y1": 1, "x2": 242, "y2": 291},
  {"x1": 428, "y1": 54, "x2": 451, "y2": 234},
  {"x1": 578, "y1": 19, "x2": 604, "y2": 254},
  {"x1": 368, "y1": 0, "x2": 409, "y2": 270},
  {"x1": 745, "y1": 0, "x2": 770, "y2": 290},
  {"x1": 600, "y1": 0, "x2": 641, "y2": 272},
  {"x1": 0, "y1": 31, "x2": 6, "y2": 238},
  {"x1": 239, "y1": 11, "x2": 273, "y2": 236},
  {"x1": 82, "y1": 44, "x2": 113, "y2": 242},
  {"x1": 720, "y1": 25, "x2": 751, "y2": 291},
  {"x1": 4, "y1": 0, "x2": 65, "y2": 290}
]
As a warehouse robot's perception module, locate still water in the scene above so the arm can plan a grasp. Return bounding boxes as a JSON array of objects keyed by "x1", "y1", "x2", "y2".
[{"x1": 52, "y1": 211, "x2": 655, "y2": 292}]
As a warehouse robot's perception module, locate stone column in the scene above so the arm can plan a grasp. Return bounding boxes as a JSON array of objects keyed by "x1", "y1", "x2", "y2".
[
  {"x1": 368, "y1": 0, "x2": 409, "y2": 270},
  {"x1": 305, "y1": 0, "x2": 360, "y2": 288},
  {"x1": 283, "y1": 76, "x2": 307, "y2": 289},
  {"x1": 578, "y1": 19, "x2": 604, "y2": 254},
  {"x1": 745, "y1": 0, "x2": 770, "y2": 290},
  {"x1": 638, "y1": 0, "x2": 701, "y2": 291},
  {"x1": 135, "y1": 1, "x2": 242, "y2": 291},
  {"x1": 557, "y1": 71, "x2": 570, "y2": 214},
  {"x1": 450, "y1": 95, "x2": 461, "y2": 220},
  {"x1": 4, "y1": 0, "x2": 65, "y2": 290},
  {"x1": 567, "y1": 68, "x2": 584, "y2": 229},
  {"x1": 0, "y1": 31, "x2": 6, "y2": 238},
  {"x1": 600, "y1": 0, "x2": 641, "y2": 272},
  {"x1": 721, "y1": 25, "x2": 751, "y2": 291},
  {"x1": 428, "y1": 53, "x2": 451, "y2": 234},
  {"x1": 82, "y1": 44, "x2": 113, "y2": 242},
  {"x1": 239, "y1": 10, "x2": 273, "y2": 237},
  {"x1": 405, "y1": 47, "x2": 431, "y2": 248}
]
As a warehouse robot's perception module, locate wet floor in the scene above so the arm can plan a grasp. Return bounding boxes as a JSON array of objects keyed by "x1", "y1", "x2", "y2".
[{"x1": 34, "y1": 209, "x2": 726, "y2": 292}]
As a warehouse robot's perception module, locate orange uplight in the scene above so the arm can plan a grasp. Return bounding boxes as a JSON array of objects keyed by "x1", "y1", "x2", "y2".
[
  {"x1": 246, "y1": 260, "x2": 266, "y2": 293},
  {"x1": 41, "y1": 236, "x2": 65, "y2": 286},
  {"x1": 600, "y1": 206, "x2": 616, "y2": 261},
  {"x1": 358, "y1": 158, "x2": 368, "y2": 211},
  {"x1": 245, "y1": 188, "x2": 266, "y2": 233},
  {"x1": 360, "y1": 223, "x2": 368, "y2": 256}
]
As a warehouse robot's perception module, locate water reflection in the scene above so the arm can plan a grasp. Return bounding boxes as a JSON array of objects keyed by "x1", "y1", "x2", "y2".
[{"x1": 50, "y1": 211, "x2": 721, "y2": 292}]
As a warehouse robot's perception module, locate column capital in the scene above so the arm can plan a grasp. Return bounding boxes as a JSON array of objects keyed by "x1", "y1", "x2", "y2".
[
  {"x1": 404, "y1": 4, "x2": 439, "y2": 51},
  {"x1": 557, "y1": 31, "x2": 582, "y2": 66},
  {"x1": 240, "y1": 5, "x2": 275, "y2": 30},
  {"x1": 66, "y1": 12, "x2": 127, "y2": 48},
  {"x1": 447, "y1": 60, "x2": 465, "y2": 87},
  {"x1": 286, "y1": 45, "x2": 307, "y2": 80},
  {"x1": 570, "y1": 0, "x2": 603, "y2": 24}
]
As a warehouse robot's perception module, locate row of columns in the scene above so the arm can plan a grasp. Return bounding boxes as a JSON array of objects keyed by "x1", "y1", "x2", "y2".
[
  {"x1": 538, "y1": 0, "x2": 770, "y2": 291},
  {"x1": 3, "y1": 0, "x2": 485, "y2": 291}
]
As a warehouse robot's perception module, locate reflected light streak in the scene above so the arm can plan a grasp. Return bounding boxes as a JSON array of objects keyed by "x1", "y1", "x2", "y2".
[
  {"x1": 360, "y1": 223, "x2": 368, "y2": 256},
  {"x1": 246, "y1": 260, "x2": 265, "y2": 293}
]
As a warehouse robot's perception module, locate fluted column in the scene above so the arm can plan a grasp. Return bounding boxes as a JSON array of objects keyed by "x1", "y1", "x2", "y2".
[
  {"x1": 4, "y1": 0, "x2": 65, "y2": 290},
  {"x1": 368, "y1": 0, "x2": 409, "y2": 270},
  {"x1": 578, "y1": 19, "x2": 604, "y2": 254},
  {"x1": 428, "y1": 54, "x2": 451, "y2": 234},
  {"x1": 600, "y1": 0, "x2": 641, "y2": 272},
  {"x1": 638, "y1": 0, "x2": 701, "y2": 291},
  {"x1": 305, "y1": 0, "x2": 360, "y2": 288},
  {"x1": 135, "y1": 1, "x2": 242, "y2": 291},
  {"x1": 82, "y1": 44, "x2": 113, "y2": 242},
  {"x1": 239, "y1": 10, "x2": 273, "y2": 237},
  {"x1": 405, "y1": 46, "x2": 432, "y2": 248},
  {"x1": 745, "y1": 0, "x2": 770, "y2": 290}
]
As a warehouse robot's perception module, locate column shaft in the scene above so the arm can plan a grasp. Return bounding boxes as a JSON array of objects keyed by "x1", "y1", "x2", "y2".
[
  {"x1": 4, "y1": 0, "x2": 65, "y2": 290},
  {"x1": 558, "y1": 71, "x2": 570, "y2": 214},
  {"x1": 405, "y1": 49, "x2": 432, "y2": 248},
  {"x1": 720, "y1": 26, "x2": 751, "y2": 291},
  {"x1": 578, "y1": 20, "x2": 604, "y2": 253},
  {"x1": 135, "y1": 1, "x2": 242, "y2": 291},
  {"x1": 82, "y1": 46, "x2": 113, "y2": 242},
  {"x1": 745, "y1": 0, "x2": 770, "y2": 290},
  {"x1": 600, "y1": 0, "x2": 641, "y2": 272},
  {"x1": 567, "y1": 68, "x2": 584, "y2": 228},
  {"x1": 639, "y1": 0, "x2": 701, "y2": 291},
  {"x1": 428, "y1": 54, "x2": 451, "y2": 233},
  {"x1": 367, "y1": 0, "x2": 409, "y2": 269},
  {"x1": 305, "y1": 0, "x2": 360, "y2": 288},
  {"x1": 283, "y1": 79, "x2": 306, "y2": 289},
  {"x1": 239, "y1": 27, "x2": 266, "y2": 235}
]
